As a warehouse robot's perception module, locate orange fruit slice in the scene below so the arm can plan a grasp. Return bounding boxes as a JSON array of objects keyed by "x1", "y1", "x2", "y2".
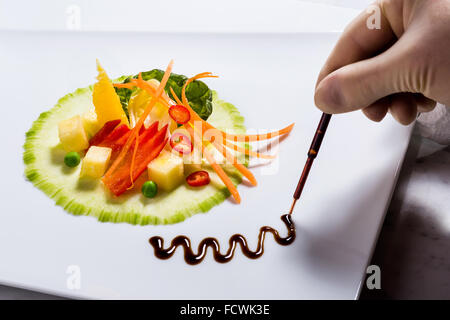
[{"x1": 93, "y1": 59, "x2": 129, "y2": 128}]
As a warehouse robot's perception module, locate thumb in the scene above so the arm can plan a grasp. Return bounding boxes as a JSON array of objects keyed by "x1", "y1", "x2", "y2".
[{"x1": 314, "y1": 42, "x2": 410, "y2": 114}]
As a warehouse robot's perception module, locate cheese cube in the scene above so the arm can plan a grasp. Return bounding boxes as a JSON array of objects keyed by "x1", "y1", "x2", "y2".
[
  {"x1": 58, "y1": 115, "x2": 89, "y2": 152},
  {"x1": 147, "y1": 151, "x2": 184, "y2": 192},
  {"x1": 80, "y1": 146, "x2": 112, "y2": 179}
]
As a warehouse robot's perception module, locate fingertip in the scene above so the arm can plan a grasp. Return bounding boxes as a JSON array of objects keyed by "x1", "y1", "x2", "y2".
[
  {"x1": 389, "y1": 94, "x2": 418, "y2": 125},
  {"x1": 314, "y1": 73, "x2": 345, "y2": 114},
  {"x1": 362, "y1": 97, "x2": 391, "y2": 122},
  {"x1": 415, "y1": 94, "x2": 436, "y2": 113},
  {"x1": 362, "y1": 104, "x2": 389, "y2": 122},
  {"x1": 315, "y1": 64, "x2": 331, "y2": 89}
]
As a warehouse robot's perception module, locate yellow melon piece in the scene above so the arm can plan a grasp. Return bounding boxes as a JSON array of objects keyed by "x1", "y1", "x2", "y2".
[
  {"x1": 147, "y1": 150, "x2": 184, "y2": 192},
  {"x1": 184, "y1": 162, "x2": 202, "y2": 176},
  {"x1": 92, "y1": 60, "x2": 129, "y2": 127},
  {"x1": 80, "y1": 146, "x2": 112, "y2": 179},
  {"x1": 58, "y1": 115, "x2": 89, "y2": 152},
  {"x1": 81, "y1": 109, "x2": 101, "y2": 138}
]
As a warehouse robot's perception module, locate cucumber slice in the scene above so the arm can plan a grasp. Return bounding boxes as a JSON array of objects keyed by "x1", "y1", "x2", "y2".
[{"x1": 23, "y1": 86, "x2": 246, "y2": 225}]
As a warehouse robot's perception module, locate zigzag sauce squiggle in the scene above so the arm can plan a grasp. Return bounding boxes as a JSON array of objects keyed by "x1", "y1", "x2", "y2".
[{"x1": 149, "y1": 214, "x2": 295, "y2": 265}]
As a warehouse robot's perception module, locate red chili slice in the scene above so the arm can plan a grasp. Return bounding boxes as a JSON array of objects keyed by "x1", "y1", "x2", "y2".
[
  {"x1": 169, "y1": 132, "x2": 193, "y2": 155},
  {"x1": 169, "y1": 105, "x2": 191, "y2": 124},
  {"x1": 186, "y1": 170, "x2": 210, "y2": 187}
]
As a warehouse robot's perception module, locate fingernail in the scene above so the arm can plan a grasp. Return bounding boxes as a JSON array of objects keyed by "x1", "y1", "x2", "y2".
[{"x1": 314, "y1": 75, "x2": 344, "y2": 113}]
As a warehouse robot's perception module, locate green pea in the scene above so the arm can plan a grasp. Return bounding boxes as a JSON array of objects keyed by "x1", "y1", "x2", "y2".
[
  {"x1": 142, "y1": 181, "x2": 158, "y2": 198},
  {"x1": 64, "y1": 152, "x2": 81, "y2": 167}
]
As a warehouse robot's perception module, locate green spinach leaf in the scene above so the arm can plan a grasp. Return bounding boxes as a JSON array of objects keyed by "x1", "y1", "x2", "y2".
[{"x1": 114, "y1": 69, "x2": 213, "y2": 121}]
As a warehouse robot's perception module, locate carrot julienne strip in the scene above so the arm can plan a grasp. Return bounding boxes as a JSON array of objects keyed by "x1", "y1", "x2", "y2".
[
  {"x1": 165, "y1": 76, "x2": 294, "y2": 146},
  {"x1": 209, "y1": 138, "x2": 257, "y2": 186},
  {"x1": 128, "y1": 71, "x2": 171, "y2": 184},
  {"x1": 113, "y1": 82, "x2": 136, "y2": 89},
  {"x1": 225, "y1": 123, "x2": 295, "y2": 142},
  {"x1": 179, "y1": 74, "x2": 286, "y2": 199},
  {"x1": 200, "y1": 120, "x2": 294, "y2": 143},
  {"x1": 181, "y1": 73, "x2": 217, "y2": 108},
  {"x1": 223, "y1": 139, "x2": 276, "y2": 159},
  {"x1": 104, "y1": 60, "x2": 173, "y2": 182},
  {"x1": 133, "y1": 76, "x2": 173, "y2": 105},
  {"x1": 178, "y1": 74, "x2": 294, "y2": 143},
  {"x1": 173, "y1": 85, "x2": 276, "y2": 160},
  {"x1": 114, "y1": 78, "x2": 173, "y2": 121},
  {"x1": 185, "y1": 125, "x2": 241, "y2": 203},
  {"x1": 107, "y1": 66, "x2": 292, "y2": 201},
  {"x1": 203, "y1": 146, "x2": 241, "y2": 204},
  {"x1": 169, "y1": 87, "x2": 183, "y2": 105},
  {"x1": 203, "y1": 150, "x2": 241, "y2": 203},
  {"x1": 171, "y1": 87, "x2": 258, "y2": 184}
]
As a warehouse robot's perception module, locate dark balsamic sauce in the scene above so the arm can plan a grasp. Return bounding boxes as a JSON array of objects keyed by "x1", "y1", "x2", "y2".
[{"x1": 149, "y1": 214, "x2": 295, "y2": 265}]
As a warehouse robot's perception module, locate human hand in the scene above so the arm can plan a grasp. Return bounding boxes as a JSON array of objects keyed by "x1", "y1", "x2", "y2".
[{"x1": 314, "y1": 0, "x2": 450, "y2": 125}]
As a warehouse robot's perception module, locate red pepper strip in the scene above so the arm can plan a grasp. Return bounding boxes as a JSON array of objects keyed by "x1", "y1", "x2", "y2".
[
  {"x1": 108, "y1": 122, "x2": 159, "y2": 163},
  {"x1": 102, "y1": 124, "x2": 168, "y2": 196},
  {"x1": 109, "y1": 131, "x2": 131, "y2": 163},
  {"x1": 137, "y1": 121, "x2": 159, "y2": 145},
  {"x1": 97, "y1": 124, "x2": 130, "y2": 147},
  {"x1": 106, "y1": 60, "x2": 173, "y2": 183},
  {"x1": 127, "y1": 121, "x2": 161, "y2": 189},
  {"x1": 89, "y1": 119, "x2": 121, "y2": 146},
  {"x1": 104, "y1": 122, "x2": 158, "y2": 173}
]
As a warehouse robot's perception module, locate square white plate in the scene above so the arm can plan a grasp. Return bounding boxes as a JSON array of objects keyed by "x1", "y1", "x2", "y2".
[{"x1": 0, "y1": 30, "x2": 412, "y2": 299}]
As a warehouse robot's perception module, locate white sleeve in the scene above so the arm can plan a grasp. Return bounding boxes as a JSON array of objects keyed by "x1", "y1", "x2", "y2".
[{"x1": 416, "y1": 103, "x2": 450, "y2": 145}]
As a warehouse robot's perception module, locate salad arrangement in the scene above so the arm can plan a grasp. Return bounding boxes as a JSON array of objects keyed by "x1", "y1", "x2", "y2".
[{"x1": 23, "y1": 60, "x2": 293, "y2": 225}]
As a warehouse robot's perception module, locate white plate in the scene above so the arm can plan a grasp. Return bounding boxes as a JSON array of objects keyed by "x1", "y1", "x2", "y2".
[{"x1": 0, "y1": 31, "x2": 412, "y2": 299}]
